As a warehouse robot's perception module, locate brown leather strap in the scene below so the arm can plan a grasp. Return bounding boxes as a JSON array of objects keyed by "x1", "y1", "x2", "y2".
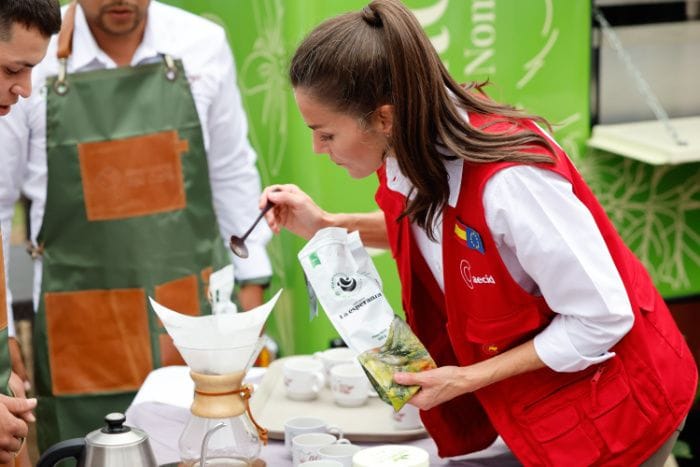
[
  {"x1": 240, "y1": 385, "x2": 269, "y2": 445},
  {"x1": 57, "y1": 1, "x2": 77, "y2": 59},
  {"x1": 191, "y1": 383, "x2": 269, "y2": 445}
]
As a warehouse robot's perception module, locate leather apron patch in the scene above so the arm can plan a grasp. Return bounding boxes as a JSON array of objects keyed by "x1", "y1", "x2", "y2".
[
  {"x1": 44, "y1": 288, "x2": 153, "y2": 395},
  {"x1": 78, "y1": 130, "x2": 189, "y2": 221}
]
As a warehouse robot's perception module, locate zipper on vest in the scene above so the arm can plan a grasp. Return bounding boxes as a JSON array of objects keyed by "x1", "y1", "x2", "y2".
[{"x1": 591, "y1": 365, "x2": 605, "y2": 408}]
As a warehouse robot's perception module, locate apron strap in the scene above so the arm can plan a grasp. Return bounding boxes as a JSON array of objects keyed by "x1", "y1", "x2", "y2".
[
  {"x1": 53, "y1": 1, "x2": 77, "y2": 96},
  {"x1": 57, "y1": 1, "x2": 77, "y2": 60}
]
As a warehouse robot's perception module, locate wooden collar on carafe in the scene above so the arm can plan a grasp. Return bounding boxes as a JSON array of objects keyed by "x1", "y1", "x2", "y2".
[{"x1": 190, "y1": 370, "x2": 268, "y2": 445}]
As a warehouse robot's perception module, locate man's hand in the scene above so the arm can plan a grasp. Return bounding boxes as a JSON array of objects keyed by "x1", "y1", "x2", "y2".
[
  {"x1": 237, "y1": 284, "x2": 264, "y2": 311},
  {"x1": 8, "y1": 373, "x2": 25, "y2": 400},
  {"x1": 0, "y1": 395, "x2": 36, "y2": 464},
  {"x1": 0, "y1": 391, "x2": 35, "y2": 427}
]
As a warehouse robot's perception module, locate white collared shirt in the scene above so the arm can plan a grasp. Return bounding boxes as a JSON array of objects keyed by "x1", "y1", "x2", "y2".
[
  {"x1": 385, "y1": 147, "x2": 634, "y2": 373},
  {"x1": 0, "y1": 1, "x2": 272, "y2": 319}
]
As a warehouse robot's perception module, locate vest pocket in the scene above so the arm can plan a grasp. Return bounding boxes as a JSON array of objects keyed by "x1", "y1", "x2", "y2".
[
  {"x1": 517, "y1": 361, "x2": 651, "y2": 463},
  {"x1": 633, "y1": 264, "x2": 684, "y2": 356},
  {"x1": 589, "y1": 371, "x2": 651, "y2": 454},
  {"x1": 525, "y1": 406, "x2": 601, "y2": 466},
  {"x1": 461, "y1": 305, "x2": 544, "y2": 356}
]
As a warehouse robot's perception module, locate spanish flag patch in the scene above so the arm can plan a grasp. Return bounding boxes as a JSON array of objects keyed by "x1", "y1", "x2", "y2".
[{"x1": 454, "y1": 219, "x2": 485, "y2": 254}]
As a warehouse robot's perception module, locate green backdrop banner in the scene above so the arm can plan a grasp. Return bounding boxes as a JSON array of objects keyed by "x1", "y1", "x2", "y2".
[{"x1": 163, "y1": 0, "x2": 697, "y2": 354}]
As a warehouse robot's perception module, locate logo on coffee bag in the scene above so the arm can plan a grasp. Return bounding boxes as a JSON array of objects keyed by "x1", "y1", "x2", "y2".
[{"x1": 332, "y1": 273, "x2": 360, "y2": 295}]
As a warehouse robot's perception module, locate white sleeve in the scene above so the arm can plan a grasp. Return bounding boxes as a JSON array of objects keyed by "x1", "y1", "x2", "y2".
[
  {"x1": 20, "y1": 88, "x2": 48, "y2": 247},
  {"x1": 483, "y1": 165, "x2": 634, "y2": 372},
  {"x1": 204, "y1": 38, "x2": 271, "y2": 282},
  {"x1": 0, "y1": 101, "x2": 34, "y2": 337},
  {"x1": 1, "y1": 221, "x2": 16, "y2": 338}
]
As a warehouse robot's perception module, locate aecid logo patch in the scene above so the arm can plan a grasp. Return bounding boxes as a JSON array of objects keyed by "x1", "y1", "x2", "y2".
[
  {"x1": 460, "y1": 259, "x2": 496, "y2": 290},
  {"x1": 331, "y1": 273, "x2": 362, "y2": 296}
]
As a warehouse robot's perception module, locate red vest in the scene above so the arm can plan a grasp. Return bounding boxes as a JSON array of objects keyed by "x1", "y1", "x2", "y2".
[{"x1": 375, "y1": 113, "x2": 697, "y2": 466}]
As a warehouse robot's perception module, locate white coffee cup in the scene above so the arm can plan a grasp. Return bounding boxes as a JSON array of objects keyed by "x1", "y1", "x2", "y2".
[
  {"x1": 283, "y1": 356, "x2": 325, "y2": 401},
  {"x1": 318, "y1": 443, "x2": 362, "y2": 467},
  {"x1": 284, "y1": 416, "x2": 343, "y2": 455},
  {"x1": 391, "y1": 403, "x2": 423, "y2": 430},
  {"x1": 314, "y1": 347, "x2": 357, "y2": 385},
  {"x1": 299, "y1": 461, "x2": 344, "y2": 467},
  {"x1": 329, "y1": 363, "x2": 369, "y2": 407},
  {"x1": 292, "y1": 432, "x2": 350, "y2": 467}
]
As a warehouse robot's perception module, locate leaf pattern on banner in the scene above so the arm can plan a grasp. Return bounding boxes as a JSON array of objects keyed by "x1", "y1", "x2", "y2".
[
  {"x1": 578, "y1": 154, "x2": 700, "y2": 295},
  {"x1": 239, "y1": 0, "x2": 288, "y2": 181},
  {"x1": 517, "y1": 0, "x2": 559, "y2": 90},
  {"x1": 237, "y1": 0, "x2": 294, "y2": 354}
]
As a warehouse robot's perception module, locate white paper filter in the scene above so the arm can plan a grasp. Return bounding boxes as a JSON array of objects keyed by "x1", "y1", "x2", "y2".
[{"x1": 149, "y1": 289, "x2": 282, "y2": 374}]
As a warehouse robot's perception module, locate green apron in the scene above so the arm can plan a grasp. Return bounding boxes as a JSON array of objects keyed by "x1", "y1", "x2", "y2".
[
  {"x1": 0, "y1": 229, "x2": 12, "y2": 396},
  {"x1": 34, "y1": 16, "x2": 229, "y2": 450}
]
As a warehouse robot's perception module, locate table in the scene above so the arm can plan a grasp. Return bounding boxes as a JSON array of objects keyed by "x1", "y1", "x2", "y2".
[{"x1": 125, "y1": 366, "x2": 520, "y2": 466}]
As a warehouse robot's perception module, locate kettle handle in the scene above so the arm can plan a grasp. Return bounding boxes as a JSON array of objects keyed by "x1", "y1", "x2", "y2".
[{"x1": 36, "y1": 438, "x2": 86, "y2": 467}]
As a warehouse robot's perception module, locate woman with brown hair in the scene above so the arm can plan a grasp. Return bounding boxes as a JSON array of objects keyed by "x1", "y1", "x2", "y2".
[{"x1": 261, "y1": 1, "x2": 696, "y2": 465}]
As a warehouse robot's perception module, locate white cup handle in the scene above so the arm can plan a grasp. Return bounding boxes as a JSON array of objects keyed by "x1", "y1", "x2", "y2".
[
  {"x1": 336, "y1": 438, "x2": 351, "y2": 445},
  {"x1": 314, "y1": 371, "x2": 325, "y2": 389},
  {"x1": 327, "y1": 425, "x2": 344, "y2": 440}
]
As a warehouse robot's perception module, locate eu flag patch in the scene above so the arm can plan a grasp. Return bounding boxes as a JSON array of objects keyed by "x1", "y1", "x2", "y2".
[{"x1": 454, "y1": 219, "x2": 485, "y2": 254}]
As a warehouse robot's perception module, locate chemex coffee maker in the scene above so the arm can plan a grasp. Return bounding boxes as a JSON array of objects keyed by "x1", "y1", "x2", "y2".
[
  {"x1": 176, "y1": 338, "x2": 268, "y2": 466},
  {"x1": 150, "y1": 288, "x2": 283, "y2": 467}
]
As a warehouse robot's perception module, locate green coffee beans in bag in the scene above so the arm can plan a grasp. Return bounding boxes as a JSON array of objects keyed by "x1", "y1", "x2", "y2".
[{"x1": 358, "y1": 316, "x2": 437, "y2": 412}]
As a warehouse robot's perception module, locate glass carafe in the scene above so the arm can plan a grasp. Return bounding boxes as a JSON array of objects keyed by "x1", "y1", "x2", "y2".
[{"x1": 177, "y1": 342, "x2": 267, "y2": 467}]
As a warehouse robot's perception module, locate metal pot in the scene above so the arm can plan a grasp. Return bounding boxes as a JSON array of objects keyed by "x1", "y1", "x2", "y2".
[{"x1": 37, "y1": 412, "x2": 158, "y2": 467}]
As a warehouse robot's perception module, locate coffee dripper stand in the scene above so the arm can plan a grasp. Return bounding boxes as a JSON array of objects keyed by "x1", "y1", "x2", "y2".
[{"x1": 177, "y1": 337, "x2": 268, "y2": 467}]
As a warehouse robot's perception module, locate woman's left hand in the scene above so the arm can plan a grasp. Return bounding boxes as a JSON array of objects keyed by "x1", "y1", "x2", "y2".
[{"x1": 393, "y1": 365, "x2": 486, "y2": 411}]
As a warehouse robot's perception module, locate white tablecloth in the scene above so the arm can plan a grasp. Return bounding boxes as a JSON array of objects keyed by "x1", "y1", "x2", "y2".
[{"x1": 125, "y1": 366, "x2": 520, "y2": 466}]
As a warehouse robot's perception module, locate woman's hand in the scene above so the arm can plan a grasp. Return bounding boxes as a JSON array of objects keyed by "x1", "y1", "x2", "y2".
[
  {"x1": 261, "y1": 184, "x2": 330, "y2": 240},
  {"x1": 394, "y1": 340, "x2": 545, "y2": 411},
  {"x1": 394, "y1": 365, "x2": 487, "y2": 411}
]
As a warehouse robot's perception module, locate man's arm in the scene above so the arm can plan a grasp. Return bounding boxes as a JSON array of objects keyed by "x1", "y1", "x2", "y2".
[
  {"x1": 203, "y1": 32, "x2": 271, "y2": 297},
  {"x1": 0, "y1": 103, "x2": 33, "y2": 383}
]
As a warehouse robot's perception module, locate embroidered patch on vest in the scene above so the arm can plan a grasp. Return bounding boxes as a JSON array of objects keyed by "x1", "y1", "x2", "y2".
[
  {"x1": 454, "y1": 219, "x2": 485, "y2": 254},
  {"x1": 460, "y1": 259, "x2": 496, "y2": 289}
]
